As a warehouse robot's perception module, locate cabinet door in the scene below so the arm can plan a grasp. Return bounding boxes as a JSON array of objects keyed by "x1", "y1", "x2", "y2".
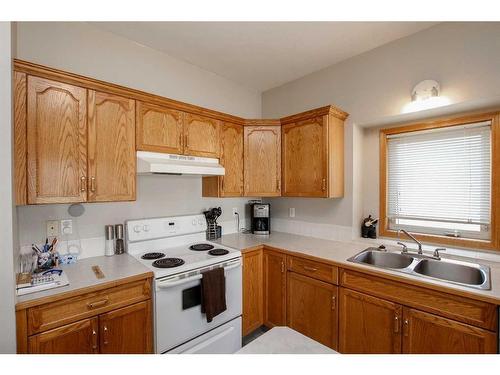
[
  {"x1": 339, "y1": 288, "x2": 402, "y2": 354},
  {"x1": 99, "y1": 301, "x2": 153, "y2": 354},
  {"x1": 28, "y1": 317, "x2": 98, "y2": 354},
  {"x1": 220, "y1": 122, "x2": 244, "y2": 196},
  {"x1": 287, "y1": 272, "x2": 338, "y2": 349},
  {"x1": 136, "y1": 101, "x2": 184, "y2": 154},
  {"x1": 27, "y1": 76, "x2": 87, "y2": 204},
  {"x1": 242, "y1": 249, "x2": 263, "y2": 336},
  {"x1": 264, "y1": 250, "x2": 287, "y2": 327},
  {"x1": 282, "y1": 116, "x2": 327, "y2": 197},
  {"x1": 88, "y1": 91, "x2": 136, "y2": 202},
  {"x1": 244, "y1": 126, "x2": 281, "y2": 196},
  {"x1": 184, "y1": 113, "x2": 220, "y2": 158},
  {"x1": 402, "y1": 307, "x2": 497, "y2": 354}
]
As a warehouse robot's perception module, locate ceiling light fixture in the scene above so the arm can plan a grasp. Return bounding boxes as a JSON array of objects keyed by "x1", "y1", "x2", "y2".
[{"x1": 402, "y1": 79, "x2": 450, "y2": 114}]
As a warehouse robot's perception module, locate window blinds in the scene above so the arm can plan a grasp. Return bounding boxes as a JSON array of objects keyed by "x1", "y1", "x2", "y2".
[{"x1": 386, "y1": 121, "x2": 491, "y2": 239}]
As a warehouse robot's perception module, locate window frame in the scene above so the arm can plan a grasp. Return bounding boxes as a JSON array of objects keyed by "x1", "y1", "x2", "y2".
[{"x1": 379, "y1": 110, "x2": 500, "y2": 251}]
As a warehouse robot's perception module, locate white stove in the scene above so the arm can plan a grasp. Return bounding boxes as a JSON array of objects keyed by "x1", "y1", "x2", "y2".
[{"x1": 126, "y1": 214, "x2": 242, "y2": 354}]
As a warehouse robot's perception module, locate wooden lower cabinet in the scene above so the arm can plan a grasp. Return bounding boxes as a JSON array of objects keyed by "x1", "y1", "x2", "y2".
[
  {"x1": 287, "y1": 272, "x2": 338, "y2": 349},
  {"x1": 29, "y1": 317, "x2": 99, "y2": 354},
  {"x1": 99, "y1": 301, "x2": 152, "y2": 354},
  {"x1": 402, "y1": 307, "x2": 497, "y2": 354},
  {"x1": 242, "y1": 249, "x2": 264, "y2": 336},
  {"x1": 263, "y1": 250, "x2": 286, "y2": 327},
  {"x1": 339, "y1": 288, "x2": 402, "y2": 354}
]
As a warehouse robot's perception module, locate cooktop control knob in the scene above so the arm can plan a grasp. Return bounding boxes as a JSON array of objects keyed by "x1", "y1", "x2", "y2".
[
  {"x1": 133, "y1": 225, "x2": 141, "y2": 233},
  {"x1": 143, "y1": 225, "x2": 150, "y2": 232}
]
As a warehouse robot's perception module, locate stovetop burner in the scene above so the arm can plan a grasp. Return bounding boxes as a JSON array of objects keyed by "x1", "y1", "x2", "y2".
[
  {"x1": 153, "y1": 258, "x2": 185, "y2": 268},
  {"x1": 141, "y1": 252, "x2": 165, "y2": 260},
  {"x1": 189, "y1": 243, "x2": 215, "y2": 251},
  {"x1": 208, "y1": 248, "x2": 229, "y2": 256}
]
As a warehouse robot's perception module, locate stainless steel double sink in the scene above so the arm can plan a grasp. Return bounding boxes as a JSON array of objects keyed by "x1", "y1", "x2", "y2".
[{"x1": 347, "y1": 247, "x2": 491, "y2": 290}]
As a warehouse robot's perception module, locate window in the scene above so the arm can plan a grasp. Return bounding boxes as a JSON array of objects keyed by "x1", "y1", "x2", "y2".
[{"x1": 380, "y1": 112, "x2": 499, "y2": 250}]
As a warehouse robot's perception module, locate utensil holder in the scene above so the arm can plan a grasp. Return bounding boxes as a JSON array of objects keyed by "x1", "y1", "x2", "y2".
[{"x1": 206, "y1": 223, "x2": 219, "y2": 240}]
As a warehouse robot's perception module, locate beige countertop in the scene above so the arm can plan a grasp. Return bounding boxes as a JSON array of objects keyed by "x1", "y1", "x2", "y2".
[
  {"x1": 16, "y1": 254, "x2": 152, "y2": 309},
  {"x1": 237, "y1": 327, "x2": 337, "y2": 354},
  {"x1": 214, "y1": 232, "x2": 500, "y2": 305}
]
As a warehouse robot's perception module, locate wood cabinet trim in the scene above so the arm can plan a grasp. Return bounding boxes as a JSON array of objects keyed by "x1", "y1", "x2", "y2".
[
  {"x1": 280, "y1": 105, "x2": 349, "y2": 124},
  {"x1": 14, "y1": 71, "x2": 27, "y2": 205}
]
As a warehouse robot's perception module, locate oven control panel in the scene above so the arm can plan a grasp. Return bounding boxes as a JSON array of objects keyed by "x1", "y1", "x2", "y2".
[{"x1": 126, "y1": 214, "x2": 207, "y2": 242}]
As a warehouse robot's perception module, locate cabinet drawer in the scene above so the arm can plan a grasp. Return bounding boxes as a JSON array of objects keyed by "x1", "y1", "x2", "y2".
[
  {"x1": 340, "y1": 269, "x2": 497, "y2": 331},
  {"x1": 287, "y1": 256, "x2": 338, "y2": 284},
  {"x1": 28, "y1": 279, "x2": 151, "y2": 335}
]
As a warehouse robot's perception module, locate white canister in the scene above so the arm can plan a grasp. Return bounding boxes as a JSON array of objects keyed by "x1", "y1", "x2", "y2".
[{"x1": 105, "y1": 225, "x2": 115, "y2": 257}]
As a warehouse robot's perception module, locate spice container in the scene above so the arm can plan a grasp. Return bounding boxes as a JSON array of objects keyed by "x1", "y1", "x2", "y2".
[
  {"x1": 115, "y1": 224, "x2": 125, "y2": 254},
  {"x1": 105, "y1": 225, "x2": 115, "y2": 256}
]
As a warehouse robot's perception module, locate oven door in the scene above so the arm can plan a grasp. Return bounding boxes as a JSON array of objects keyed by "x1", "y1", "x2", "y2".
[{"x1": 155, "y1": 258, "x2": 242, "y2": 353}]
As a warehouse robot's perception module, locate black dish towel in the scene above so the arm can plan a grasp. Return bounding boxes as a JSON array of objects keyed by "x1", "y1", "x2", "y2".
[{"x1": 201, "y1": 267, "x2": 227, "y2": 323}]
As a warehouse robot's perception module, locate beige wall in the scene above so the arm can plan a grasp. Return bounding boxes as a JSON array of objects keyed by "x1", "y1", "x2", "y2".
[
  {"x1": 15, "y1": 22, "x2": 261, "y2": 250},
  {"x1": 262, "y1": 22, "x2": 500, "y2": 235},
  {"x1": 0, "y1": 22, "x2": 17, "y2": 353},
  {"x1": 16, "y1": 22, "x2": 261, "y2": 118}
]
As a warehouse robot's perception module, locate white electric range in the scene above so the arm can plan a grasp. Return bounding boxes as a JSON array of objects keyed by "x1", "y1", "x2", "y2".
[{"x1": 126, "y1": 214, "x2": 242, "y2": 354}]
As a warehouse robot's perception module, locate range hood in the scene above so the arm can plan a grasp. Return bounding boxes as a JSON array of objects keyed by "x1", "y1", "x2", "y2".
[{"x1": 137, "y1": 151, "x2": 225, "y2": 176}]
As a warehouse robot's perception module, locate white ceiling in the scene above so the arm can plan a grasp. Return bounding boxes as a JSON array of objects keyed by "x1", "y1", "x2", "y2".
[{"x1": 91, "y1": 22, "x2": 437, "y2": 92}]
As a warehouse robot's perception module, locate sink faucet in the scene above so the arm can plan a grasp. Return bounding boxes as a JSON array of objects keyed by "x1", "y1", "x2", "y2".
[{"x1": 398, "y1": 229, "x2": 423, "y2": 254}]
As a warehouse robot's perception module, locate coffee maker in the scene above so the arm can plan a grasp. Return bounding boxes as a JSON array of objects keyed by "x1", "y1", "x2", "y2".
[{"x1": 251, "y1": 203, "x2": 270, "y2": 235}]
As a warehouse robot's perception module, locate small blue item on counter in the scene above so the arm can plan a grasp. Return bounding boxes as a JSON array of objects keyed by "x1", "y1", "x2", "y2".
[
  {"x1": 42, "y1": 269, "x2": 63, "y2": 276},
  {"x1": 60, "y1": 253, "x2": 78, "y2": 265}
]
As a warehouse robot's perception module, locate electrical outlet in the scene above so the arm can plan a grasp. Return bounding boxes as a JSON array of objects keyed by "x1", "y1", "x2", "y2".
[
  {"x1": 232, "y1": 207, "x2": 238, "y2": 215},
  {"x1": 61, "y1": 219, "x2": 73, "y2": 235},
  {"x1": 46, "y1": 220, "x2": 60, "y2": 237},
  {"x1": 289, "y1": 207, "x2": 296, "y2": 218}
]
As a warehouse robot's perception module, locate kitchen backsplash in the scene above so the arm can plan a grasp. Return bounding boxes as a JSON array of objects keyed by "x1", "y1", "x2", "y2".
[{"x1": 17, "y1": 175, "x2": 254, "y2": 255}]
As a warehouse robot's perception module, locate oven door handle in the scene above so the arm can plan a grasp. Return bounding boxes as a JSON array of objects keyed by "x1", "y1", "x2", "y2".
[
  {"x1": 224, "y1": 261, "x2": 242, "y2": 271},
  {"x1": 157, "y1": 274, "x2": 203, "y2": 289}
]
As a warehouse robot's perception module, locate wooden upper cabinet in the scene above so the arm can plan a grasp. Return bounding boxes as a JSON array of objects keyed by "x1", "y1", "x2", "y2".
[
  {"x1": 202, "y1": 122, "x2": 243, "y2": 197},
  {"x1": 244, "y1": 125, "x2": 281, "y2": 197},
  {"x1": 287, "y1": 272, "x2": 338, "y2": 350},
  {"x1": 281, "y1": 106, "x2": 347, "y2": 198},
  {"x1": 136, "y1": 101, "x2": 184, "y2": 154},
  {"x1": 282, "y1": 116, "x2": 328, "y2": 197},
  {"x1": 402, "y1": 307, "x2": 497, "y2": 354},
  {"x1": 27, "y1": 76, "x2": 88, "y2": 204},
  {"x1": 242, "y1": 249, "x2": 264, "y2": 336},
  {"x1": 29, "y1": 317, "x2": 98, "y2": 354},
  {"x1": 339, "y1": 288, "x2": 402, "y2": 354},
  {"x1": 264, "y1": 250, "x2": 287, "y2": 327},
  {"x1": 99, "y1": 301, "x2": 153, "y2": 354},
  {"x1": 184, "y1": 113, "x2": 220, "y2": 158},
  {"x1": 87, "y1": 91, "x2": 136, "y2": 202}
]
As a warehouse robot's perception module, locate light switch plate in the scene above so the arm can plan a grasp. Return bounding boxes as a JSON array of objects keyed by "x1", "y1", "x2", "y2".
[
  {"x1": 61, "y1": 219, "x2": 73, "y2": 235},
  {"x1": 46, "y1": 220, "x2": 60, "y2": 237}
]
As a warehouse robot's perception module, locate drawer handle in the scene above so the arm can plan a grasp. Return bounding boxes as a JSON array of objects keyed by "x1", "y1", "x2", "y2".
[
  {"x1": 302, "y1": 265, "x2": 318, "y2": 272},
  {"x1": 403, "y1": 318, "x2": 409, "y2": 337},
  {"x1": 80, "y1": 176, "x2": 86, "y2": 192},
  {"x1": 331, "y1": 295, "x2": 336, "y2": 310},
  {"x1": 87, "y1": 298, "x2": 109, "y2": 309},
  {"x1": 281, "y1": 261, "x2": 285, "y2": 273},
  {"x1": 90, "y1": 177, "x2": 96, "y2": 193}
]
